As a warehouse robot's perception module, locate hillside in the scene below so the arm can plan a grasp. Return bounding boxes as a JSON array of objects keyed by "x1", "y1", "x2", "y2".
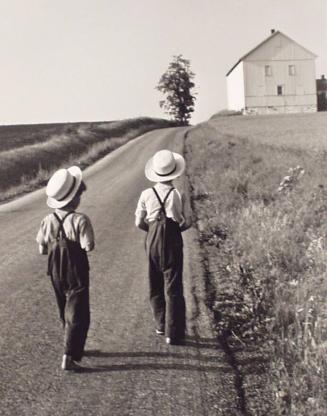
[
  {"x1": 185, "y1": 112, "x2": 327, "y2": 415},
  {"x1": 0, "y1": 117, "x2": 176, "y2": 203}
]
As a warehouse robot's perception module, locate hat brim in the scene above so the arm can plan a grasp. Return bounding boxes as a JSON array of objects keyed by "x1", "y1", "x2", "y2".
[
  {"x1": 47, "y1": 166, "x2": 83, "y2": 208},
  {"x1": 145, "y1": 152, "x2": 185, "y2": 182}
]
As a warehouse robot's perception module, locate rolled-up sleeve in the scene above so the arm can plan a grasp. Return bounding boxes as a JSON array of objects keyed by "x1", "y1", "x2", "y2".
[
  {"x1": 79, "y1": 215, "x2": 95, "y2": 251},
  {"x1": 171, "y1": 190, "x2": 184, "y2": 225},
  {"x1": 180, "y1": 192, "x2": 192, "y2": 230},
  {"x1": 36, "y1": 219, "x2": 46, "y2": 246},
  {"x1": 36, "y1": 218, "x2": 49, "y2": 254},
  {"x1": 135, "y1": 192, "x2": 146, "y2": 224}
]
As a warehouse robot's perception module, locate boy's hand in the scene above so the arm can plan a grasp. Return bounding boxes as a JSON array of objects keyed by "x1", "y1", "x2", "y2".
[
  {"x1": 135, "y1": 216, "x2": 149, "y2": 232},
  {"x1": 180, "y1": 220, "x2": 191, "y2": 232},
  {"x1": 39, "y1": 244, "x2": 48, "y2": 255}
]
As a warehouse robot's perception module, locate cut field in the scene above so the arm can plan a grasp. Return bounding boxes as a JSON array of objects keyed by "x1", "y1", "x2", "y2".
[
  {"x1": 0, "y1": 117, "x2": 175, "y2": 203},
  {"x1": 209, "y1": 112, "x2": 327, "y2": 151},
  {"x1": 185, "y1": 112, "x2": 327, "y2": 416},
  {"x1": 0, "y1": 123, "x2": 96, "y2": 151}
]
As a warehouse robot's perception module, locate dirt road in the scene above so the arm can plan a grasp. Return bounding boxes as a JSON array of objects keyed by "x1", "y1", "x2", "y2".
[{"x1": 0, "y1": 128, "x2": 243, "y2": 416}]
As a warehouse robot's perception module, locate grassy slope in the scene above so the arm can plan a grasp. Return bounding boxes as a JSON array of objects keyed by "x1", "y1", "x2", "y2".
[
  {"x1": 0, "y1": 117, "x2": 176, "y2": 203},
  {"x1": 185, "y1": 112, "x2": 327, "y2": 416}
]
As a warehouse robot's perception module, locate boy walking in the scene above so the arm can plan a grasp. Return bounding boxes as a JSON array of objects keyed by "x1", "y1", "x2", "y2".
[
  {"x1": 36, "y1": 166, "x2": 95, "y2": 370},
  {"x1": 135, "y1": 149, "x2": 191, "y2": 345}
]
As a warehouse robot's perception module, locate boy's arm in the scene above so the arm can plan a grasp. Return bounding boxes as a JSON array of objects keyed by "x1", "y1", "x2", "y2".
[
  {"x1": 135, "y1": 192, "x2": 148, "y2": 232},
  {"x1": 79, "y1": 215, "x2": 95, "y2": 252},
  {"x1": 180, "y1": 192, "x2": 192, "y2": 232},
  {"x1": 36, "y1": 219, "x2": 48, "y2": 255}
]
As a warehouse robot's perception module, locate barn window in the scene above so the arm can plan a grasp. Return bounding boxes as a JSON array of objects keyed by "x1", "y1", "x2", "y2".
[
  {"x1": 277, "y1": 85, "x2": 283, "y2": 95},
  {"x1": 289, "y1": 65, "x2": 296, "y2": 76},
  {"x1": 265, "y1": 65, "x2": 272, "y2": 76}
]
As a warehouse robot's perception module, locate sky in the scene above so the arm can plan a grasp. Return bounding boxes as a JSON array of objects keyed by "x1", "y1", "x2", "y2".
[{"x1": 0, "y1": 0, "x2": 326, "y2": 125}]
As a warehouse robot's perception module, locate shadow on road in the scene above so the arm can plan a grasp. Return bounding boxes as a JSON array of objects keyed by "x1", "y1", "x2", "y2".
[
  {"x1": 74, "y1": 336, "x2": 227, "y2": 373},
  {"x1": 76, "y1": 362, "x2": 230, "y2": 374},
  {"x1": 72, "y1": 336, "x2": 268, "y2": 375}
]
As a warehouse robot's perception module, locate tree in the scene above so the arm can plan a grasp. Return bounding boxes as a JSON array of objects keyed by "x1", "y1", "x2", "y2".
[{"x1": 156, "y1": 55, "x2": 196, "y2": 125}]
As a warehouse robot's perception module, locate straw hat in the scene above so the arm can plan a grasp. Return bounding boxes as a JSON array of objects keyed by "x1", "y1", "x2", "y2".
[
  {"x1": 145, "y1": 149, "x2": 185, "y2": 182},
  {"x1": 46, "y1": 166, "x2": 83, "y2": 208}
]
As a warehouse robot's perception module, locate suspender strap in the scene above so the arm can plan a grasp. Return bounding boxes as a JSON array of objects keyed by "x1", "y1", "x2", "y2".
[
  {"x1": 53, "y1": 212, "x2": 73, "y2": 238},
  {"x1": 163, "y1": 187, "x2": 175, "y2": 205},
  {"x1": 152, "y1": 187, "x2": 175, "y2": 216}
]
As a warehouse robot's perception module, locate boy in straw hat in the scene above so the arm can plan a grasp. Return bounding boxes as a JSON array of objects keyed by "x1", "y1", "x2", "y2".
[
  {"x1": 36, "y1": 166, "x2": 95, "y2": 370},
  {"x1": 135, "y1": 149, "x2": 192, "y2": 345}
]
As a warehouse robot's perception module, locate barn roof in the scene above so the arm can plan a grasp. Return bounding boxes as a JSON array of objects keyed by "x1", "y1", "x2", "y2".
[{"x1": 226, "y1": 30, "x2": 317, "y2": 76}]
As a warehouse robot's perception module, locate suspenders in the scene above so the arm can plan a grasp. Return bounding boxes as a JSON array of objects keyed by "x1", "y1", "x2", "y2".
[
  {"x1": 152, "y1": 187, "x2": 175, "y2": 218},
  {"x1": 151, "y1": 187, "x2": 175, "y2": 270},
  {"x1": 53, "y1": 212, "x2": 73, "y2": 239}
]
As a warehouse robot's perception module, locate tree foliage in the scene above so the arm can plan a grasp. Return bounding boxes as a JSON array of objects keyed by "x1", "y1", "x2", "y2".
[{"x1": 157, "y1": 55, "x2": 196, "y2": 125}]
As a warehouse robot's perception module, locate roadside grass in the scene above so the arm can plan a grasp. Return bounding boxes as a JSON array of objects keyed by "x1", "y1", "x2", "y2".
[
  {"x1": 185, "y1": 113, "x2": 327, "y2": 415},
  {"x1": 0, "y1": 117, "x2": 175, "y2": 203}
]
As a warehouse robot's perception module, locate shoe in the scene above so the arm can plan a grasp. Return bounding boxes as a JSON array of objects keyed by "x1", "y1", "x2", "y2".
[
  {"x1": 166, "y1": 337, "x2": 184, "y2": 345},
  {"x1": 61, "y1": 354, "x2": 82, "y2": 371},
  {"x1": 155, "y1": 328, "x2": 164, "y2": 335}
]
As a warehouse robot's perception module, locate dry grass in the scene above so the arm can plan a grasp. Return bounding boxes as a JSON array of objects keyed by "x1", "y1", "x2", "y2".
[
  {"x1": 0, "y1": 117, "x2": 175, "y2": 203},
  {"x1": 185, "y1": 112, "x2": 327, "y2": 415}
]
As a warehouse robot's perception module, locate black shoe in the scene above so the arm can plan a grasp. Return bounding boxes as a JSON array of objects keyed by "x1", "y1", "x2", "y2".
[
  {"x1": 61, "y1": 354, "x2": 82, "y2": 371},
  {"x1": 166, "y1": 337, "x2": 185, "y2": 345}
]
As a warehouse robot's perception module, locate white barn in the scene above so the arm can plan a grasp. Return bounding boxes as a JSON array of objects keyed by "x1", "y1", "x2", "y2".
[{"x1": 226, "y1": 30, "x2": 317, "y2": 115}]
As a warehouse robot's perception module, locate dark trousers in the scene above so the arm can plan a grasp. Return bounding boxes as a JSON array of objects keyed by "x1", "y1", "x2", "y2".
[
  {"x1": 51, "y1": 276, "x2": 90, "y2": 361},
  {"x1": 146, "y1": 219, "x2": 186, "y2": 339}
]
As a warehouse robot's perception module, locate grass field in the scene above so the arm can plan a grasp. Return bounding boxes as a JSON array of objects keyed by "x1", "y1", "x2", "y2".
[
  {"x1": 186, "y1": 112, "x2": 327, "y2": 415},
  {"x1": 0, "y1": 117, "x2": 175, "y2": 203},
  {"x1": 209, "y1": 112, "x2": 327, "y2": 151}
]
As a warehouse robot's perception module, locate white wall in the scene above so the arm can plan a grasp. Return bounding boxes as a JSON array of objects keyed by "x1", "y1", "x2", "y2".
[
  {"x1": 226, "y1": 62, "x2": 245, "y2": 111},
  {"x1": 243, "y1": 58, "x2": 317, "y2": 110}
]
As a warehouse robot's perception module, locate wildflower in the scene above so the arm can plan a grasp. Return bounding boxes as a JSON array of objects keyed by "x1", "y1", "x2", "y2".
[{"x1": 278, "y1": 165, "x2": 305, "y2": 193}]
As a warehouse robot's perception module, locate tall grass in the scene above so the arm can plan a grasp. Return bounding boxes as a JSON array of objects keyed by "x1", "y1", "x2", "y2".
[
  {"x1": 0, "y1": 117, "x2": 175, "y2": 202},
  {"x1": 185, "y1": 114, "x2": 327, "y2": 415}
]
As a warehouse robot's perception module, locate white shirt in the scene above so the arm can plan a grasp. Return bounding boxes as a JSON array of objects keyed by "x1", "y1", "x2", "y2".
[
  {"x1": 36, "y1": 209, "x2": 95, "y2": 253},
  {"x1": 135, "y1": 183, "x2": 192, "y2": 228}
]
